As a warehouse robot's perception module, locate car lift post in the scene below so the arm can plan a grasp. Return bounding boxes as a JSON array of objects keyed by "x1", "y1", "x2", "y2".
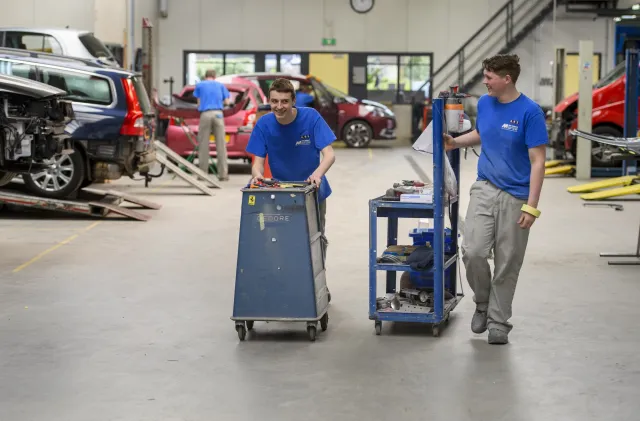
[
  {"x1": 622, "y1": 48, "x2": 639, "y2": 178},
  {"x1": 576, "y1": 40, "x2": 593, "y2": 180}
]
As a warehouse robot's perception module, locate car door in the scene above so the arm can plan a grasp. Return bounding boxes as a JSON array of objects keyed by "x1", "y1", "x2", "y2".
[{"x1": 310, "y1": 79, "x2": 339, "y2": 134}]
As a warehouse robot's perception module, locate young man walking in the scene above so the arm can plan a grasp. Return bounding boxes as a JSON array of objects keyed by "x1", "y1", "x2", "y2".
[
  {"x1": 444, "y1": 54, "x2": 547, "y2": 344},
  {"x1": 193, "y1": 69, "x2": 231, "y2": 180},
  {"x1": 246, "y1": 78, "x2": 336, "y2": 295}
]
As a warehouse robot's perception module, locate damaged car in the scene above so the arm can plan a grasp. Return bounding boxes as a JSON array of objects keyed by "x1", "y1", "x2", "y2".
[{"x1": 0, "y1": 73, "x2": 74, "y2": 186}]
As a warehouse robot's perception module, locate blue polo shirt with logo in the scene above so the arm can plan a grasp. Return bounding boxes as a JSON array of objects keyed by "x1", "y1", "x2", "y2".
[
  {"x1": 475, "y1": 93, "x2": 548, "y2": 200},
  {"x1": 245, "y1": 107, "x2": 335, "y2": 201}
]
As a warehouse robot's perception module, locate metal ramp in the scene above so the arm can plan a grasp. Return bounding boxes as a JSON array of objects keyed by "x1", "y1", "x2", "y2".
[
  {"x1": 153, "y1": 140, "x2": 220, "y2": 196},
  {"x1": 0, "y1": 186, "x2": 162, "y2": 221}
]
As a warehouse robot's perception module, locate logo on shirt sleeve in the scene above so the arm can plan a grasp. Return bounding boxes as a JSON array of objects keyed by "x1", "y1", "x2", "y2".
[
  {"x1": 501, "y1": 120, "x2": 519, "y2": 132},
  {"x1": 296, "y1": 134, "x2": 312, "y2": 146}
]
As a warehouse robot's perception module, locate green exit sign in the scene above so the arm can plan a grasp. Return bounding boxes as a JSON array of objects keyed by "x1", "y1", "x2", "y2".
[{"x1": 322, "y1": 38, "x2": 336, "y2": 46}]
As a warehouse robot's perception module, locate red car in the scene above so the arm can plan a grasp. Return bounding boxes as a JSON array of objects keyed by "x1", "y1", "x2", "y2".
[
  {"x1": 552, "y1": 60, "x2": 636, "y2": 167},
  {"x1": 153, "y1": 80, "x2": 267, "y2": 161},
  {"x1": 217, "y1": 72, "x2": 397, "y2": 148}
]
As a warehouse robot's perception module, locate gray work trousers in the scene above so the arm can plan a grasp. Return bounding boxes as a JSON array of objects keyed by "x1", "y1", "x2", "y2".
[
  {"x1": 461, "y1": 180, "x2": 530, "y2": 333},
  {"x1": 197, "y1": 110, "x2": 228, "y2": 178}
]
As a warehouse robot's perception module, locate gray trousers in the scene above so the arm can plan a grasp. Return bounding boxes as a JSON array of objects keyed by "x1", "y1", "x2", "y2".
[
  {"x1": 197, "y1": 110, "x2": 228, "y2": 178},
  {"x1": 462, "y1": 180, "x2": 530, "y2": 333}
]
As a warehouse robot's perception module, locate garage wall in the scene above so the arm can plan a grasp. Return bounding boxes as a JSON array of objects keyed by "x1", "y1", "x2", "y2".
[
  {"x1": 0, "y1": 0, "x2": 617, "y2": 108},
  {"x1": 468, "y1": 13, "x2": 614, "y2": 107}
]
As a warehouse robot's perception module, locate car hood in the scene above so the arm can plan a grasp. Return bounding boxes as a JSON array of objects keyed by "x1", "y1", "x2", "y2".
[
  {"x1": 554, "y1": 92, "x2": 578, "y2": 113},
  {"x1": 360, "y1": 98, "x2": 395, "y2": 116},
  {"x1": 0, "y1": 73, "x2": 66, "y2": 98}
]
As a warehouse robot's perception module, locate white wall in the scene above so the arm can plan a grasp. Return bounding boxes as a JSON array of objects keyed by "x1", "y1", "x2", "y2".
[
  {"x1": 0, "y1": 0, "x2": 618, "y2": 107},
  {"x1": 468, "y1": 12, "x2": 615, "y2": 107}
]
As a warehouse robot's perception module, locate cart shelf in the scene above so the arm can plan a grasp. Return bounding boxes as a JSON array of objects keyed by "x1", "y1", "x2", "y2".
[{"x1": 374, "y1": 253, "x2": 458, "y2": 272}]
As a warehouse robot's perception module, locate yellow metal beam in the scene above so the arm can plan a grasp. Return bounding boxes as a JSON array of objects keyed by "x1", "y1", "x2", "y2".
[
  {"x1": 545, "y1": 165, "x2": 575, "y2": 176},
  {"x1": 580, "y1": 183, "x2": 640, "y2": 200},
  {"x1": 545, "y1": 160, "x2": 574, "y2": 168},
  {"x1": 567, "y1": 175, "x2": 638, "y2": 193}
]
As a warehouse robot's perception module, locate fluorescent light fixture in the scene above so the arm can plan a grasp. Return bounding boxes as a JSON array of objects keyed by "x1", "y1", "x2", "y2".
[{"x1": 632, "y1": 4, "x2": 640, "y2": 10}]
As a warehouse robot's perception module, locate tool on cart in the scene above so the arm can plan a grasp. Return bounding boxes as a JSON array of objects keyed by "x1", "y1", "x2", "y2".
[
  {"x1": 231, "y1": 181, "x2": 329, "y2": 341},
  {"x1": 368, "y1": 86, "x2": 467, "y2": 337}
]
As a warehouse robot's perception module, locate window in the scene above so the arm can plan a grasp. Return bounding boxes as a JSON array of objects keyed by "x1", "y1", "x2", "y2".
[
  {"x1": 0, "y1": 60, "x2": 37, "y2": 80},
  {"x1": 40, "y1": 68, "x2": 112, "y2": 106},
  {"x1": 399, "y1": 55, "x2": 431, "y2": 103},
  {"x1": 186, "y1": 53, "x2": 223, "y2": 85},
  {"x1": 5, "y1": 32, "x2": 62, "y2": 55},
  {"x1": 280, "y1": 54, "x2": 301, "y2": 74},
  {"x1": 224, "y1": 54, "x2": 255, "y2": 74},
  {"x1": 78, "y1": 33, "x2": 114, "y2": 60},
  {"x1": 265, "y1": 54, "x2": 278, "y2": 73},
  {"x1": 366, "y1": 54, "x2": 432, "y2": 104}
]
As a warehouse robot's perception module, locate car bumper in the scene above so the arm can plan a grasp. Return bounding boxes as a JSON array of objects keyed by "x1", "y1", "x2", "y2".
[{"x1": 375, "y1": 118, "x2": 397, "y2": 140}]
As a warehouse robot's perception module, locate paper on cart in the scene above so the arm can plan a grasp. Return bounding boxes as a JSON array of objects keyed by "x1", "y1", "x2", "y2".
[{"x1": 412, "y1": 120, "x2": 467, "y2": 199}]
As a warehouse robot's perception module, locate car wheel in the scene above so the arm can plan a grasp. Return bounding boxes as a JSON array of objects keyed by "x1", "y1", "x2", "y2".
[
  {"x1": 342, "y1": 120, "x2": 373, "y2": 148},
  {"x1": 0, "y1": 171, "x2": 16, "y2": 187},
  {"x1": 591, "y1": 126, "x2": 622, "y2": 168},
  {"x1": 23, "y1": 147, "x2": 86, "y2": 199}
]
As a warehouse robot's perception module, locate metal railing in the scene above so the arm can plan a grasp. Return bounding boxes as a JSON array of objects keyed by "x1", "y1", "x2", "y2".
[{"x1": 419, "y1": 0, "x2": 555, "y2": 95}]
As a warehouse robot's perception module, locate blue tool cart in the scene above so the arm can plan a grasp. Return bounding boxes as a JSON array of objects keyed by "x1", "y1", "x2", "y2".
[
  {"x1": 368, "y1": 95, "x2": 463, "y2": 337},
  {"x1": 231, "y1": 181, "x2": 329, "y2": 341}
]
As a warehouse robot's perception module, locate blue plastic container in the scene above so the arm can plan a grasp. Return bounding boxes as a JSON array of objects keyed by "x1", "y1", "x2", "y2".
[{"x1": 409, "y1": 228, "x2": 454, "y2": 253}]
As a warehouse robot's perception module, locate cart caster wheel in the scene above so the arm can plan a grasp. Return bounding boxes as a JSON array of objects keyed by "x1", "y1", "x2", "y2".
[
  {"x1": 246, "y1": 321, "x2": 254, "y2": 331},
  {"x1": 375, "y1": 321, "x2": 382, "y2": 335},
  {"x1": 320, "y1": 313, "x2": 329, "y2": 332},
  {"x1": 432, "y1": 325, "x2": 440, "y2": 337},
  {"x1": 236, "y1": 325, "x2": 247, "y2": 341},
  {"x1": 307, "y1": 326, "x2": 317, "y2": 342}
]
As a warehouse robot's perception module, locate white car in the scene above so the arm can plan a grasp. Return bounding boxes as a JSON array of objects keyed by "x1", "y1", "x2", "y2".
[{"x1": 0, "y1": 27, "x2": 120, "y2": 67}]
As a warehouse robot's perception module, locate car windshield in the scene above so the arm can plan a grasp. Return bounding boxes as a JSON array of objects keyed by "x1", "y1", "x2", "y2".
[
  {"x1": 594, "y1": 60, "x2": 626, "y2": 89},
  {"x1": 321, "y1": 81, "x2": 349, "y2": 99},
  {"x1": 79, "y1": 33, "x2": 115, "y2": 60}
]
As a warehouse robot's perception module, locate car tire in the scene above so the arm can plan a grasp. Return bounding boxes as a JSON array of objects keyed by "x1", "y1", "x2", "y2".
[
  {"x1": 342, "y1": 120, "x2": 373, "y2": 148},
  {"x1": 23, "y1": 147, "x2": 86, "y2": 199},
  {"x1": 590, "y1": 125, "x2": 622, "y2": 168},
  {"x1": 0, "y1": 171, "x2": 16, "y2": 187}
]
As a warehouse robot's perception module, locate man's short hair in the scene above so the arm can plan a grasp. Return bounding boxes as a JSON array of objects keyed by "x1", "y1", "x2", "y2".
[
  {"x1": 205, "y1": 69, "x2": 216, "y2": 79},
  {"x1": 482, "y1": 54, "x2": 520, "y2": 83},
  {"x1": 269, "y1": 78, "x2": 296, "y2": 100}
]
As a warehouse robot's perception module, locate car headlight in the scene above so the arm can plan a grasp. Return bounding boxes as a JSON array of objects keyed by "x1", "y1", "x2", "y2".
[{"x1": 365, "y1": 105, "x2": 388, "y2": 117}]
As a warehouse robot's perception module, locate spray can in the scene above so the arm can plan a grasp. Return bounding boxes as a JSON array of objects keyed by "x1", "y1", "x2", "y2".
[{"x1": 439, "y1": 85, "x2": 468, "y2": 133}]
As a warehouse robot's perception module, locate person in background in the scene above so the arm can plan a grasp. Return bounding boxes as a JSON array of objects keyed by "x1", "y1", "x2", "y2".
[
  {"x1": 193, "y1": 69, "x2": 232, "y2": 180},
  {"x1": 246, "y1": 78, "x2": 336, "y2": 301},
  {"x1": 295, "y1": 84, "x2": 314, "y2": 108},
  {"x1": 444, "y1": 54, "x2": 547, "y2": 345}
]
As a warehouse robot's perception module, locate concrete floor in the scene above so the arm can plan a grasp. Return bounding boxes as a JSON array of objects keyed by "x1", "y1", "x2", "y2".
[{"x1": 1, "y1": 141, "x2": 639, "y2": 420}]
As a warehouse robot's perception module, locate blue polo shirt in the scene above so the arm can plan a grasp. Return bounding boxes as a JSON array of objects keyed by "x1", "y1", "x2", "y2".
[
  {"x1": 193, "y1": 79, "x2": 230, "y2": 112},
  {"x1": 246, "y1": 108, "x2": 336, "y2": 201},
  {"x1": 476, "y1": 93, "x2": 549, "y2": 199}
]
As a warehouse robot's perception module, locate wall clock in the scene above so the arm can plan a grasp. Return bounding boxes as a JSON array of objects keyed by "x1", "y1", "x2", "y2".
[{"x1": 351, "y1": 0, "x2": 374, "y2": 14}]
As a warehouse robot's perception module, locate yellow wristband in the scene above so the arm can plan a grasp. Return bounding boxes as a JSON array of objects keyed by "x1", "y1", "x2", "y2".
[{"x1": 521, "y1": 204, "x2": 541, "y2": 218}]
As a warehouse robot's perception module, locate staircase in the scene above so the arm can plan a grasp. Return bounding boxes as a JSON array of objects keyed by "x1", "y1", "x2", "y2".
[{"x1": 423, "y1": 0, "x2": 557, "y2": 96}]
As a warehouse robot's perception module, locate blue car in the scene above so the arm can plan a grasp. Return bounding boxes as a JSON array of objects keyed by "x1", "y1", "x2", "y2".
[{"x1": 0, "y1": 48, "x2": 155, "y2": 198}]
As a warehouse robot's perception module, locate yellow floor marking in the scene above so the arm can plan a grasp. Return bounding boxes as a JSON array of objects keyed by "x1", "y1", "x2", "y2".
[
  {"x1": 368, "y1": 148, "x2": 373, "y2": 160},
  {"x1": 13, "y1": 221, "x2": 101, "y2": 273}
]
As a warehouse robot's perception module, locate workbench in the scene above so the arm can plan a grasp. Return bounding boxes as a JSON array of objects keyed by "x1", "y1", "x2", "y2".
[{"x1": 368, "y1": 97, "x2": 463, "y2": 336}]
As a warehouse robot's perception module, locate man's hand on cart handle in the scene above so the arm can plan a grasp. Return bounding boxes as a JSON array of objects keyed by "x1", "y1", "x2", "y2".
[{"x1": 307, "y1": 172, "x2": 322, "y2": 187}]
